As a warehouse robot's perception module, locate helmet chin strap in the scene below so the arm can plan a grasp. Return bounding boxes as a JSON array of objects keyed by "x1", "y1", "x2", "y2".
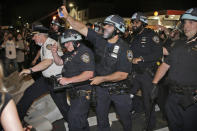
[
  {"x1": 72, "y1": 41, "x2": 79, "y2": 51},
  {"x1": 105, "y1": 28, "x2": 118, "y2": 40}
]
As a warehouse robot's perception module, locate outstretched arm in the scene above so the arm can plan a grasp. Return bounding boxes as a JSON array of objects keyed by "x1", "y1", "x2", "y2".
[{"x1": 58, "y1": 6, "x2": 88, "y2": 37}]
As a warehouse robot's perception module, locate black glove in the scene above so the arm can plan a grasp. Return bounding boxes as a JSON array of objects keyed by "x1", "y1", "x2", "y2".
[{"x1": 151, "y1": 83, "x2": 159, "y2": 102}]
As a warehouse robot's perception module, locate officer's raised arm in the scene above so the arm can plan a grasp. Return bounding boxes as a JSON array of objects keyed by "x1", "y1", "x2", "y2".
[
  {"x1": 58, "y1": 6, "x2": 88, "y2": 37},
  {"x1": 51, "y1": 43, "x2": 63, "y2": 66}
]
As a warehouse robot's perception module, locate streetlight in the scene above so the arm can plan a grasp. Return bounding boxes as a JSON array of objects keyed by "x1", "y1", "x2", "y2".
[
  {"x1": 53, "y1": 16, "x2": 57, "y2": 20},
  {"x1": 69, "y1": 3, "x2": 74, "y2": 8}
]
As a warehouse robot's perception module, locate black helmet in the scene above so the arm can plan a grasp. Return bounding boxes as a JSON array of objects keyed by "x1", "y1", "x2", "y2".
[
  {"x1": 181, "y1": 8, "x2": 197, "y2": 21},
  {"x1": 131, "y1": 12, "x2": 148, "y2": 24},
  {"x1": 104, "y1": 15, "x2": 125, "y2": 33},
  {"x1": 59, "y1": 29, "x2": 82, "y2": 49}
]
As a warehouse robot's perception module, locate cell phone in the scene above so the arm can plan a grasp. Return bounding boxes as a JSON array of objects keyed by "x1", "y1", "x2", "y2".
[{"x1": 58, "y1": 7, "x2": 64, "y2": 17}]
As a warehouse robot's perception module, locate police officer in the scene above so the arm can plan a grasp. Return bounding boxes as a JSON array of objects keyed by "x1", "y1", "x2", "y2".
[
  {"x1": 129, "y1": 12, "x2": 163, "y2": 130},
  {"x1": 49, "y1": 20, "x2": 62, "y2": 41},
  {"x1": 51, "y1": 29, "x2": 95, "y2": 131},
  {"x1": 152, "y1": 8, "x2": 197, "y2": 131},
  {"x1": 58, "y1": 6, "x2": 133, "y2": 131},
  {"x1": 17, "y1": 24, "x2": 69, "y2": 123}
]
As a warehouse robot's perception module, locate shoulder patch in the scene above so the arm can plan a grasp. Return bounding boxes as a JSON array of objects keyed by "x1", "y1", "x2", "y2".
[
  {"x1": 127, "y1": 50, "x2": 133, "y2": 62},
  {"x1": 81, "y1": 53, "x2": 90, "y2": 63},
  {"x1": 46, "y1": 44, "x2": 52, "y2": 50},
  {"x1": 152, "y1": 36, "x2": 160, "y2": 44}
]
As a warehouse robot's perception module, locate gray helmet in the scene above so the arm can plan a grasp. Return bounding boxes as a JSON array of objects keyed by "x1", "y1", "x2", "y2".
[
  {"x1": 59, "y1": 29, "x2": 82, "y2": 44},
  {"x1": 181, "y1": 8, "x2": 197, "y2": 21},
  {"x1": 131, "y1": 12, "x2": 148, "y2": 24},
  {"x1": 104, "y1": 15, "x2": 125, "y2": 33},
  {"x1": 59, "y1": 29, "x2": 82, "y2": 50}
]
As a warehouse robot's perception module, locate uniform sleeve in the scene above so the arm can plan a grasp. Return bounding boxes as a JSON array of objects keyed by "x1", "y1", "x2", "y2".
[
  {"x1": 116, "y1": 48, "x2": 132, "y2": 73},
  {"x1": 86, "y1": 28, "x2": 99, "y2": 45},
  {"x1": 79, "y1": 50, "x2": 95, "y2": 72},
  {"x1": 142, "y1": 35, "x2": 163, "y2": 62}
]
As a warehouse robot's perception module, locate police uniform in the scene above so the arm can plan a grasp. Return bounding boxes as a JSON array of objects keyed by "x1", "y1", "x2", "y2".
[
  {"x1": 87, "y1": 28, "x2": 133, "y2": 131},
  {"x1": 17, "y1": 37, "x2": 69, "y2": 121},
  {"x1": 61, "y1": 44, "x2": 95, "y2": 131},
  {"x1": 130, "y1": 28, "x2": 163, "y2": 130},
  {"x1": 164, "y1": 34, "x2": 197, "y2": 131}
]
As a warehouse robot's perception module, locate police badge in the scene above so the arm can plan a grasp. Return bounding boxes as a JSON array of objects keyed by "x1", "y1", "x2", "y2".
[
  {"x1": 81, "y1": 53, "x2": 90, "y2": 63},
  {"x1": 152, "y1": 36, "x2": 160, "y2": 44}
]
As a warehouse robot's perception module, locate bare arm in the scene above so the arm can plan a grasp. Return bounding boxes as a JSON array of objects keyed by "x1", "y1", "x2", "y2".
[
  {"x1": 163, "y1": 47, "x2": 169, "y2": 56},
  {"x1": 90, "y1": 71, "x2": 128, "y2": 85},
  {"x1": 31, "y1": 59, "x2": 53, "y2": 72},
  {"x1": 31, "y1": 49, "x2": 41, "y2": 66},
  {"x1": 152, "y1": 62, "x2": 170, "y2": 84},
  {"x1": 19, "y1": 59, "x2": 53, "y2": 76},
  {"x1": 59, "y1": 71, "x2": 94, "y2": 85},
  {"x1": 58, "y1": 6, "x2": 88, "y2": 37},
  {"x1": 1, "y1": 100, "x2": 24, "y2": 131},
  {"x1": 51, "y1": 43, "x2": 63, "y2": 66}
]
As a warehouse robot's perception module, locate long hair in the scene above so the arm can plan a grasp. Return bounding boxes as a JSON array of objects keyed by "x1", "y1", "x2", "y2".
[{"x1": 0, "y1": 61, "x2": 7, "y2": 110}]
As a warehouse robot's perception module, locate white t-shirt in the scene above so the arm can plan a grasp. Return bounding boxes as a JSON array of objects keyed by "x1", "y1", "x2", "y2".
[
  {"x1": 2, "y1": 40, "x2": 17, "y2": 59},
  {"x1": 40, "y1": 37, "x2": 63, "y2": 78}
]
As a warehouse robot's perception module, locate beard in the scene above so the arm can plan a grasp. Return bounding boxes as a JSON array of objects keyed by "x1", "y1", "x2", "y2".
[{"x1": 132, "y1": 25, "x2": 144, "y2": 35}]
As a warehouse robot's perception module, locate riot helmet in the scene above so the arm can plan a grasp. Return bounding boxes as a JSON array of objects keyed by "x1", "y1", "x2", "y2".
[
  {"x1": 131, "y1": 12, "x2": 148, "y2": 25},
  {"x1": 104, "y1": 15, "x2": 125, "y2": 33},
  {"x1": 181, "y1": 8, "x2": 197, "y2": 21},
  {"x1": 59, "y1": 29, "x2": 82, "y2": 50}
]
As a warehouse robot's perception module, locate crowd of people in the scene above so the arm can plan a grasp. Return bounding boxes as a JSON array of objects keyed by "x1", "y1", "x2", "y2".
[{"x1": 0, "y1": 5, "x2": 197, "y2": 131}]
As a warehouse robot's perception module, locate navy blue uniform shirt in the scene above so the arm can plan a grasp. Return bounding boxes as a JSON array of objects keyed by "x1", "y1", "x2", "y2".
[
  {"x1": 87, "y1": 28, "x2": 132, "y2": 76},
  {"x1": 61, "y1": 43, "x2": 95, "y2": 78},
  {"x1": 130, "y1": 28, "x2": 163, "y2": 70},
  {"x1": 165, "y1": 34, "x2": 197, "y2": 86}
]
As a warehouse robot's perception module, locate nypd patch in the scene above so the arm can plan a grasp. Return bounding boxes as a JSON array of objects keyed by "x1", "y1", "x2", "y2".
[
  {"x1": 46, "y1": 44, "x2": 52, "y2": 50},
  {"x1": 152, "y1": 36, "x2": 160, "y2": 44},
  {"x1": 81, "y1": 53, "x2": 90, "y2": 63},
  {"x1": 127, "y1": 50, "x2": 133, "y2": 62}
]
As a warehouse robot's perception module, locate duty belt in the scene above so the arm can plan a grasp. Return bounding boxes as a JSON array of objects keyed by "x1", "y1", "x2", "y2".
[
  {"x1": 100, "y1": 82, "x2": 130, "y2": 95},
  {"x1": 170, "y1": 86, "x2": 196, "y2": 94},
  {"x1": 68, "y1": 89, "x2": 92, "y2": 99}
]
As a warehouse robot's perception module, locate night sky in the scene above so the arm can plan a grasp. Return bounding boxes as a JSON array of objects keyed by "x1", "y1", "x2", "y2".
[{"x1": 1, "y1": 0, "x2": 197, "y2": 25}]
